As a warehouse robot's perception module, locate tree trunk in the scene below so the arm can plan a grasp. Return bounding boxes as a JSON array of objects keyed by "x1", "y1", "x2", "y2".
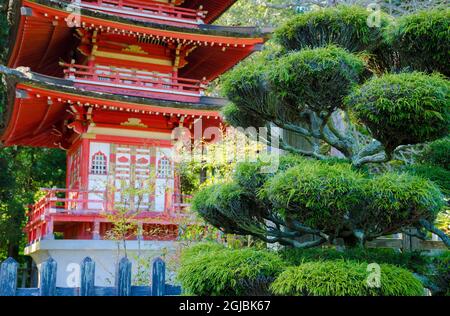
[
  {"x1": 200, "y1": 167, "x2": 207, "y2": 184},
  {"x1": 7, "y1": 242, "x2": 19, "y2": 259}
]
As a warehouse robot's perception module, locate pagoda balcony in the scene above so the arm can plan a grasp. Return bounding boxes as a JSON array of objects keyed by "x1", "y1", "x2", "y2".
[
  {"x1": 62, "y1": 63, "x2": 208, "y2": 101},
  {"x1": 25, "y1": 188, "x2": 192, "y2": 244},
  {"x1": 67, "y1": 0, "x2": 207, "y2": 26}
]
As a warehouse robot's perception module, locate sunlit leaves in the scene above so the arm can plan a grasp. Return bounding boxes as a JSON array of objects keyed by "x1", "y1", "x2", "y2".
[{"x1": 347, "y1": 72, "x2": 450, "y2": 153}]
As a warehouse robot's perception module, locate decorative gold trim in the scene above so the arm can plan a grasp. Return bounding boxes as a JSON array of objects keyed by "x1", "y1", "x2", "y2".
[
  {"x1": 94, "y1": 50, "x2": 172, "y2": 66},
  {"x1": 122, "y1": 45, "x2": 148, "y2": 55},
  {"x1": 121, "y1": 118, "x2": 149, "y2": 128}
]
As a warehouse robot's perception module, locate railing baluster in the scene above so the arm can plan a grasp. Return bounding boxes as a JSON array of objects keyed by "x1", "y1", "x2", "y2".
[
  {"x1": 0, "y1": 258, "x2": 18, "y2": 296},
  {"x1": 152, "y1": 257, "x2": 165, "y2": 296},
  {"x1": 39, "y1": 257, "x2": 57, "y2": 296},
  {"x1": 77, "y1": 0, "x2": 201, "y2": 23},
  {"x1": 62, "y1": 62, "x2": 206, "y2": 95},
  {"x1": 116, "y1": 257, "x2": 132, "y2": 296}
]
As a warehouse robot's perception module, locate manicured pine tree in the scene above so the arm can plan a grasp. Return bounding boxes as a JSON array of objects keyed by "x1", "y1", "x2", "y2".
[{"x1": 192, "y1": 6, "x2": 450, "y2": 248}]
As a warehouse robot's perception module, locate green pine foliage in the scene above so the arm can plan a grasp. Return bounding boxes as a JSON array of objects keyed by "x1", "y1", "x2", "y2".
[
  {"x1": 405, "y1": 164, "x2": 450, "y2": 196},
  {"x1": 261, "y1": 160, "x2": 443, "y2": 237},
  {"x1": 387, "y1": 9, "x2": 450, "y2": 76},
  {"x1": 221, "y1": 54, "x2": 270, "y2": 128},
  {"x1": 179, "y1": 242, "x2": 226, "y2": 265},
  {"x1": 347, "y1": 72, "x2": 450, "y2": 153},
  {"x1": 428, "y1": 251, "x2": 450, "y2": 296},
  {"x1": 177, "y1": 246, "x2": 285, "y2": 296},
  {"x1": 274, "y1": 5, "x2": 392, "y2": 53},
  {"x1": 419, "y1": 138, "x2": 450, "y2": 170},
  {"x1": 261, "y1": 159, "x2": 364, "y2": 232},
  {"x1": 193, "y1": 156, "x2": 445, "y2": 243},
  {"x1": 279, "y1": 247, "x2": 430, "y2": 275},
  {"x1": 233, "y1": 154, "x2": 307, "y2": 193},
  {"x1": 271, "y1": 260, "x2": 425, "y2": 296},
  {"x1": 191, "y1": 182, "x2": 253, "y2": 234},
  {"x1": 362, "y1": 172, "x2": 444, "y2": 231},
  {"x1": 268, "y1": 46, "x2": 365, "y2": 113},
  {"x1": 222, "y1": 45, "x2": 366, "y2": 127}
]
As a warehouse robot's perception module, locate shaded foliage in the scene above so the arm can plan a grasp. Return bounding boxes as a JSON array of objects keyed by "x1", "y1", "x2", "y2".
[
  {"x1": 0, "y1": 147, "x2": 66, "y2": 259},
  {"x1": 418, "y1": 137, "x2": 450, "y2": 171},
  {"x1": 428, "y1": 252, "x2": 450, "y2": 296}
]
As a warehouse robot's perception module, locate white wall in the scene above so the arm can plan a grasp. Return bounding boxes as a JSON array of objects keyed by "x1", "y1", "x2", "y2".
[{"x1": 26, "y1": 240, "x2": 181, "y2": 287}]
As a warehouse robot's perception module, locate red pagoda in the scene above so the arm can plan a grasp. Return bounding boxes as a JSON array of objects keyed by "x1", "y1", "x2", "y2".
[{"x1": 0, "y1": 0, "x2": 267, "y2": 285}]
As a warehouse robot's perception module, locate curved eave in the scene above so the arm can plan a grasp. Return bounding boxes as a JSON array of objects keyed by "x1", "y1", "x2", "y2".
[
  {"x1": 0, "y1": 66, "x2": 226, "y2": 148},
  {"x1": 7, "y1": 0, "x2": 269, "y2": 80}
]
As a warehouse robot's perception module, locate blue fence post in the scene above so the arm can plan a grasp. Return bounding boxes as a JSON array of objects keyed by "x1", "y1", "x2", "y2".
[
  {"x1": 39, "y1": 257, "x2": 57, "y2": 296},
  {"x1": 152, "y1": 257, "x2": 165, "y2": 296},
  {"x1": 116, "y1": 257, "x2": 132, "y2": 296},
  {"x1": 0, "y1": 258, "x2": 18, "y2": 296},
  {"x1": 80, "y1": 257, "x2": 95, "y2": 296}
]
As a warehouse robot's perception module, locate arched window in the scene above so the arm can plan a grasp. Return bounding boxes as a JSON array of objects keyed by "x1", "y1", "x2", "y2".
[
  {"x1": 91, "y1": 152, "x2": 108, "y2": 175},
  {"x1": 157, "y1": 157, "x2": 172, "y2": 178}
]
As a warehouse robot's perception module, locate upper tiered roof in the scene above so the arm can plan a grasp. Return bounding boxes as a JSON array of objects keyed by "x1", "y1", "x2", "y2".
[
  {"x1": 7, "y1": 0, "x2": 269, "y2": 79},
  {"x1": 1, "y1": 0, "x2": 270, "y2": 148}
]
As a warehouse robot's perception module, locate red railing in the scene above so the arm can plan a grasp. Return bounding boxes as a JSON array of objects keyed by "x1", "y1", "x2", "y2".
[
  {"x1": 26, "y1": 188, "x2": 192, "y2": 226},
  {"x1": 69, "y1": 0, "x2": 206, "y2": 25},
  {"x1": 62, "y1": 63, "x2": 207, "y2": 97}
]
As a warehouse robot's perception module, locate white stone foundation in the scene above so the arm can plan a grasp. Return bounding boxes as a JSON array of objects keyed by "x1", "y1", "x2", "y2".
[{"x1": 25, "y1": 240, "x2": 182, "y2": 287}]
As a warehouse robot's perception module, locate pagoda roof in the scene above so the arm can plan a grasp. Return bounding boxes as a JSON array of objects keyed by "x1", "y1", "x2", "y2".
[
  {"x1": 7, "y1": 0, "x2": 270, "y2": 79},
  {"x1": 24, "y1": 0, "x2": 269, "y2": 36},
  {"x1": 65, "y1": 0, "x2": 239, "y2": 25},
  {"x1": 0, "y1": 65, "x2": 226, "y2": 148}
]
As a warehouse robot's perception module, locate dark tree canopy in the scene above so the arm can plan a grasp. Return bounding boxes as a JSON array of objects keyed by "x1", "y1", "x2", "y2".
[{"x1": 0, "y1": 147, "x2": 66, "y2": 259}]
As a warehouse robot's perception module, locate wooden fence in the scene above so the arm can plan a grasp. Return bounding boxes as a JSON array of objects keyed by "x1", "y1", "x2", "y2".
[
  {"x1": 367, "y1": 232, "x2": 446, "y2": 251},
  {"x1": 299, "y1": 230, "x2": 447, "y2": 252},
  {"x1": 0, "y1": 256, "x2": 181, "y2": 296}
]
